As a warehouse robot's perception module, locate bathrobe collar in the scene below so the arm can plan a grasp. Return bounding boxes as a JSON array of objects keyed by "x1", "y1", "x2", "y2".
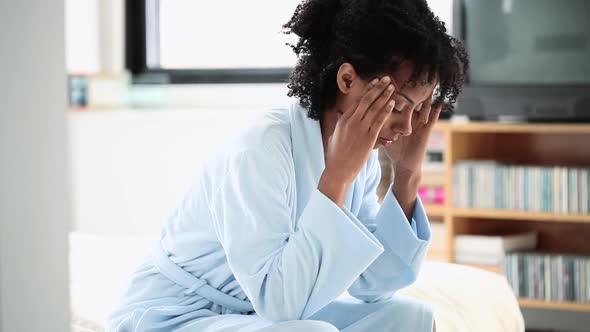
[{"x1": 289, "y1": 103, "x2": 354, "y2": 218}]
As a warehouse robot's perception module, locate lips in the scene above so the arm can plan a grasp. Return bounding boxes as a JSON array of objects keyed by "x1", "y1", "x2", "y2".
[
  {"x1": 378, "y1": 137, "x2": 393, "y2": 146},
  {"x1": 379, "y1": 134, "x2": 401, "y2": 146}
]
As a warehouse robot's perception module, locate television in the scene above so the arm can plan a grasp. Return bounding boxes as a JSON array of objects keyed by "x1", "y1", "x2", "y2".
[{"x1": 452, "y1": 0, "x2": 590, "y2": 122}]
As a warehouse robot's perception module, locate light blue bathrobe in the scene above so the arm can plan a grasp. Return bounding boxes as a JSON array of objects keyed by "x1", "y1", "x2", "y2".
[{"x1": 108, "y1": 103, "x2": 433, "y2": 332}]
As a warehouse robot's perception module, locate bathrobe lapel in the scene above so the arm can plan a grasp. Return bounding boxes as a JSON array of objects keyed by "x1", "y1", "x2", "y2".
[{"x1": 289, "y1": 104, "x2": 355, "y2": 221}]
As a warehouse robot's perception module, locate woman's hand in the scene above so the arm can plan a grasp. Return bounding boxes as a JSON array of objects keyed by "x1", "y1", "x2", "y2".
[
  {"x1": 382, "y1": 98, "x2": 443, "y2": 219},
  {"x1": 319, "y1": 76, "x2": 397, "y2": 206},
  {"x1": 383, "y1": 98, "x2": 443, "y2": 175}
]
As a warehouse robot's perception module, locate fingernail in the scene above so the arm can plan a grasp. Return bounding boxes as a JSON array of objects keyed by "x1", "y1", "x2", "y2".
[
  {"x1": 382, "y1": 76, "x2": 391, "y2": 83},
  {"x1": 387, "y1": 84, "x2": 394, "y2": 91},
  {"x1": 371, "y1": 78, "x2": 379, "y2": 85}
]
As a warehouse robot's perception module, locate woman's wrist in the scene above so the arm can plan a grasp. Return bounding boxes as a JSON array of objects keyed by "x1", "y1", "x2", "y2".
[
  {"x1": 393, "y1": 167, "x2": 422, "y2": 187},
  {"x1": 318, "y1": 172, "x2": 349, "y2": 207},
  {"x1": 392, "y1": 168, "x2": 422, "y2": 221}
]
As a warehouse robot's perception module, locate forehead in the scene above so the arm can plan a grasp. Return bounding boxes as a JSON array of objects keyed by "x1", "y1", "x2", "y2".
[{"x1": 390, "y1": 61, "x2": 438, "y2": 104}]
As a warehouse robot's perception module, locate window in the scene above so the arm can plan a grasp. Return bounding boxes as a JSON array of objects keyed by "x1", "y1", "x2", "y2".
[{"x1": 126, "y1": 0, "x2": 300, "y2": 84}]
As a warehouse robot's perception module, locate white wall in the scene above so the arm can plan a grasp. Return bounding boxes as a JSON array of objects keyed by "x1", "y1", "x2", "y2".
[
  {"x1": 428, "y1": 0, "x2": 453, "y2": 31},
  {"x1": 66, "y1": 0, "x2": 100, "y2": 73},
  {"x1": 69, "y1": 108, "x2": 264, "y2": 236},
  {"x1": 0, "y1": 0, "x2": 71, "y2": 331},
  {"x1": 66, "y1": 0, "x2": 125, "y2": 73}
]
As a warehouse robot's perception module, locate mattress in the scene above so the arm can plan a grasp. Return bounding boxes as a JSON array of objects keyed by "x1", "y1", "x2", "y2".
[{"x1": 69, "y1": 232, "x2": 524, "y2": 332}]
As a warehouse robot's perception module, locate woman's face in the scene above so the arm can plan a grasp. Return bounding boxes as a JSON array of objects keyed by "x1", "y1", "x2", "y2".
[{"x1": 336, "y1": 62, "x2": 438, "y2": 149}]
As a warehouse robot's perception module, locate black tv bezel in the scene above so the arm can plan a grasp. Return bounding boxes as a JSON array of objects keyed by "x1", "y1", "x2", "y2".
[
  {"x1": 451, "y1": 0, "x2": 590, "y2": 121},
  {"x1": 452, "y1": 0, "x2": 590, "y2": 90}
]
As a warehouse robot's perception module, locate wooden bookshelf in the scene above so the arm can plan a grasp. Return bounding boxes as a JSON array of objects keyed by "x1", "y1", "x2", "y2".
[
  {"x1": 518, "y1": 299, "x2": 590, "y2": 312},
  {"x1": 422, "y1": 121, "x2": 590, "y2": 311},
  {"x1": 424, "y1": 204, "x2": 446, "y2": 217},
  {"x1": 450, "y1": 208, "x2": 590, "y2": 223},
  {"x1": 445, "y1": 122, "x2": 590, "y2": 134},
  {"x1": 463, "y1": 262, "x2": 502, "y2": 274},
  {"x1": 426, "y1": 249, "x2": 448, "y2": 262}
]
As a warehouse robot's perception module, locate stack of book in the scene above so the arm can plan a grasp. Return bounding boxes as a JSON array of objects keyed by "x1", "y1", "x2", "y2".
[
  {"x1": 420, "y1": 130, "x2": 445, "y2": 205},
  {"x1": 453, "y1": 161, "x2": 590, "y2": 214},
  {"x1": 423, "y1": 129, "x2": 444, "y2": 172},
  {"x1": 504, "y1": 252, "x2": 590, "y2": 303},
  {"x1": 428, "y1": 220, "x2": 447, "y2": 261},
  {"x1": 454, "y1": 231, "x2": 538, "y2": 266}
]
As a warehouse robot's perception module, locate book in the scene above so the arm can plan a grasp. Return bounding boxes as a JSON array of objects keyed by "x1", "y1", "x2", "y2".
[
  {"x1": 454, "y1": 231, "x2": 538, "y2": 259},
  {"x1": 452, "y1": 162, "x2": 590, "y2": 214},
  {"x1": 454, "y1": 253, "x2": 505, "y2": 265},
  {"x1": 418, "y1": 185, "x2": 445, "y2": 204},
  {"x1": 504, "y1": 253, "x2": 590, "y2": 303}
]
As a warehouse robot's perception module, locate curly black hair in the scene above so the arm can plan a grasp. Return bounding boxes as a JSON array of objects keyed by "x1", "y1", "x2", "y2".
[{"x1": 283, "y1": 0, "x2": 469, "y2": 120}]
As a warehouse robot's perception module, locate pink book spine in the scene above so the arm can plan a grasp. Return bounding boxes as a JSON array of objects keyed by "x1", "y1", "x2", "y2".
[
  {"x1": 418, "y1": 186, "x2": 445, "y2": 204},
  {"x1": 433, "y1": 187, "x2": 445, "y2": 204}
]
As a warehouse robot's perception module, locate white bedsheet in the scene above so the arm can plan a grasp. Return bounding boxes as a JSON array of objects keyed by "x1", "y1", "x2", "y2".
[{"x1": 69, "y1": 232, "x2": 524, "y2": 332}]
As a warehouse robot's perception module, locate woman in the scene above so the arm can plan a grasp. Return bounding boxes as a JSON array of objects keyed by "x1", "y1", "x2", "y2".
[{"x1": 109, "y1": 0, "x2": 468, "y2": 331}]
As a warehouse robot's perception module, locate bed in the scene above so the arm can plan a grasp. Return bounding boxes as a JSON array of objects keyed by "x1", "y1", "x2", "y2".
[{"x1": 69, "y1": 232, "x2": 524, "y2": 332}]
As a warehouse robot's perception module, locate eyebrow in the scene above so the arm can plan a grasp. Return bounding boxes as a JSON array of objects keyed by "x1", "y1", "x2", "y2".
[
  {"x1": 398, "y1": 92, "x2": 415, "y2": 105},
  {"x1": 390, "y1": 78, "x2": 417, "y2": 105},
  {"x1": 381, "y1": 75, "x2": 436, "y2": 110}
]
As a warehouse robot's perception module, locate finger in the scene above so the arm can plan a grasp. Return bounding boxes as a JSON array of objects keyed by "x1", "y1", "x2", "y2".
[
  {"x1": 423, "y1": 102, "x2": 443, "y2": 130},
  {"x1": 420, "y1": 96, "x2": 433, "y2": 125},
  {"x1": 342, "y1": 77, "x2": 378, "y2": 121},
  {"x1": 352, "y1": 76, "x2": 392, "y2": 121},
  {"x1": 363, "y1": 82, "x2": 396, "y2": 125},
  {"x1": 427, "y1": 102, "x2": 444, "y2": 127},
  {"x1": 369, "y1": 99, "x2": 395, "y2": 138}
]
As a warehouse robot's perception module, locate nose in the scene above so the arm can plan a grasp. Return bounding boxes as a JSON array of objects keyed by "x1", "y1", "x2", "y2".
[{"x1": 392, "y1": 108, "x2": 413, "y2": 136}]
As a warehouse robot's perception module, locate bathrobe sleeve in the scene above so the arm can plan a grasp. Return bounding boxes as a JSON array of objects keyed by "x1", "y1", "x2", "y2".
[
  {"x1": 211, "y1": 144, "x2": 385, "y2": 322},
  {"x1": 347, "y1": 152, "x2": 431, "y2": 302}
]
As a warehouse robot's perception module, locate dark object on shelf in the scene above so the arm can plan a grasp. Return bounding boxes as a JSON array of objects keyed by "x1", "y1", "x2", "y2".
[
  {"x1": 452, "y1": 0, "x2": 590, "y2": 122},
  {"x1": 68, "y1": 75, "x2": 87, "y2": 107}
]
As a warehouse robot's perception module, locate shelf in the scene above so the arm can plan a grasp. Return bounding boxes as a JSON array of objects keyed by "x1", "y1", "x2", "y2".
[
  {"x1": 424, "y1": 204, "x2": 447, "y2": 217},
  {"x1": 433, "y1": 120, "x2": 452, "y2": 131},
  {"x1": 426, "y1": 249, "x2": 449, "y2": 262},
  {"x1": 518, "y1": 299, "x2": 590, "y2": 312},
  {"x1": 450, "y1": 208, "x2": 590, "y2": 223},
  {"x1": 438, "y1": 122, "x2": 590, "y2": 317},
  {"x1": 461, "y1": 263, "x2": 502, "y2": 274},
  {"x1": 68, "y1": 106, "x2": 128, "y2": 112},
  {"x1": 420, "y1": 172, "x2": 446, "y2": 186},
  {"x1": 446, "y1": 122, "x2": 590, "y2": 134}
]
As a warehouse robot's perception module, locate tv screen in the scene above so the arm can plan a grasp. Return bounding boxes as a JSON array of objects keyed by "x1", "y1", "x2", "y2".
[{"x1": 464, "y1": 0, "x2": 590, "y2": 85}]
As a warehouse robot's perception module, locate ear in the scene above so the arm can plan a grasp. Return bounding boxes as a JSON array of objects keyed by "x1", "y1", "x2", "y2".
[{"x1": 336, "y1": 63, "x2": 359, "y2": 95}]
